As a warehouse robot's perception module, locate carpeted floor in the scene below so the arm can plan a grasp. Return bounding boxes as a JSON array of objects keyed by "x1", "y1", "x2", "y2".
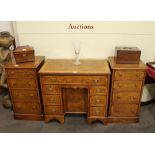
[{"x1": 1, "y1": 95, "x2": 155, "y2": 133}]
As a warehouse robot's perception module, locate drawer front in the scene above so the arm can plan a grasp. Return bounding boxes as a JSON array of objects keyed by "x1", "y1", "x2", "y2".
[
  {"x1": 42, "y1": 85, "x2": 60, "y2": 94},
  {"x1": 8, "y1": 79, "x2": 37, "y2": 89},
  {"x1": 114, "y1": 70, "x2": 145, "y2": 80},
  {"x1": 110, "y1": 103, "x2": 139, "y2": 117},
  {"x1": 44, "y1": 105, "x2": 63, "y2": 115},
  {"x1": 90, "y1": 96, "x2": 107, "y2": 106},
  {"x1": 43, "y1": 95, "x2": 61, "y2": 105},
  {"x1": 14, "y1": 53, "x2": 34, "y2": 63},
  {"x1": 90, "y1": 86, "x2": 107, "y2": 95},
  {"x1": 112, "y1": 92, "x2": 140, "y2": 103},
  {"x1": 89, "y1": 107, "x2": 105, "y2": 116},
  {"x1": 113, "y1": 81, "x2": 143, "y2": 91},
  {"x1": 13, "y1": 102, "x2": 42, "y2": 114},
  {"x1": 6, "y1": 69, "x2": 35, "y2": 78},
  {"x1": 41, "y1": 76, "x2": 107, "y2": 85},
  {"x1": 11, "y1": 90, "x2": 38, "y2": 102}
]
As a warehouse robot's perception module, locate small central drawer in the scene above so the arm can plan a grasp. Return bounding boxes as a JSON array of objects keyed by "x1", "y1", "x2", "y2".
[
  {"x1": 42, "y1": 85, "x2": 60, "y2": 94},
  {"x1": 112, "y1": 92, "x2": 140, "y2": 103},
  {"x1": 114, "y1": 70, "x2": 145, "y2": 80},
  {"x1": 89, "y1": 107, "x2": 105, "y2": 117},
  {"x1": 41, "y1": 75, "x2": 107, "y2": 85},
  {"x1": 11, "y1": 89, "x2": 38, "y2": 102},
  {"x1": 113, "y1": 80, "x2": 142, "y2": 91},
  {"x1": 44, "y1": 105, "x2": 63, "y2": 115},
  {"x1": 43, "y1": 95, "x2": 61, "y2": 105},
  {"x1": 90, "y1": 86, "x2": 107, "y2": 95},
  {"x1": 8, "y1": 79, "x2": 37, "y2": 89},
  {"x1": 90, "y1": 96, "x2": 107, "y2": 106},
  {"x1": 6, "y1": 69, "x2": 35, "y2": 78}
]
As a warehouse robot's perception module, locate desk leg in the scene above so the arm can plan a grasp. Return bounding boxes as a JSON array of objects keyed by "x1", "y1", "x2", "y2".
[
  {"x1": 87, "y1": 117, "x2": 108, "y2": 125},
  {"x1": 45, "y1": 115, "x2": 65, "y2": 124}
]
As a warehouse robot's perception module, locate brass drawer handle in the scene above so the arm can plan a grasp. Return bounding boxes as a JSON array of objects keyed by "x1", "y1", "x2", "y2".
[
  {"x1": 117, "y1": 96, "x2": 120, "y2": 99},
  {"x1": 131, "y1": 96, "x2": 136, "y2": 100},
  {"x1": 28, "y1": 82, "x2": 32, "y2": 86},
  {"x1": 50, "y1": 78, "x2": 57, "y2": 82},
  {"x1": 118, "y1": 73, "x2": 123, "y2": 77},
  {"x1": 22, "y1": 54, "x2": 26, "y2": 57},
  {"x1": 50, "y1": 99, "x2": 56, "y2": 103},
  {"x1": 96, "y1": 88, "x2": 101, "y2": 92},
  {"x1": 134, "y1": 84, "x2": 138, "y2": 87},
  {"x1": 12, "y1": 82, "x2": 16, "y2": 86},
  {"x1": 52, "y1": 109, "x2": 56, "y2": 112},
  {"x1": 96, "y1": 99, "x2": 100, "y2": 103},
  {"x1": 29, "y1": 94, "x2": 34, "y2": 97},
  {"x1": 48, "y1": 87, "x2": 53, "y2": 91},
  {"x1": 93, "y1": 79, "x2": 99, "y2": 83},
  {"x1": 96, "y1": 110, "x2": 100, "y2": 115}
]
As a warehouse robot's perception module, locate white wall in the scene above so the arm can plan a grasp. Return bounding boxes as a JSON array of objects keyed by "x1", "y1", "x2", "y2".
[
  {"x1": 15, "y1": 21, "x2": 155, "y2": 63},
  {"x1": 0, "y1": 21, "x2": 12, "y2": 33}
]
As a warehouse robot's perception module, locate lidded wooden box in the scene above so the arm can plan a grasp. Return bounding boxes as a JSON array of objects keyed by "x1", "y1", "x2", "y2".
[
  {"x1": 115, "y1": 46, "x2": 141, "y2": 64},
  {"x1": 13, "y1": 45, "x2": 35, "y2": 63}
]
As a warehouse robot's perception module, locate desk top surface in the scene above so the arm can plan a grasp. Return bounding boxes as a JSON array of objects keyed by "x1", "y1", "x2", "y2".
[
  {"x1": 5, "y1": 56, "x2": 45, "y2": 69},
  {"x1": 39, "y1": 59, "x2": 111, "y2": 75}
]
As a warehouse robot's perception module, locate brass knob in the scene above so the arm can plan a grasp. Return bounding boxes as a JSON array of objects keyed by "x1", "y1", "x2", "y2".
[
  {"x1": 96, "y1": 110, "x2": 100, "y2": 115},
  {"x1": 96, "y1": 99, "x2": 100, "y2": 103},
  {"x1": 132, "y1": 96, "x2": 136, "y2": 100},
  {"x1": 28, "y1": 82, "x2": 31, "y2": 86},
  {"x1": 30, "y1": 94, "x2": 34, "y2": 97},
  {"x1": 22, "y1": 54, "x2": 26, "y2": 57},
  {"x1": 119, "y1": 73, "x2": 122, "y2": 77},
  {"x1": 52, "y1": 109, "x2": 56, "y2": 112},
  {"x1": 50, "y1": 99, "x2": 55, "y2": 103},
  {"x1": 12, "y1": 82, "x2": 16, "y2": 86},
  {"x1": 51, "y1": 78, "x2": 56, "y2": 82},
  {"x1": 97, "y1": 88, "x2": 101, "y2": 92},
  {"x1": 117, "y1": 96, "x2": 120, "y2": 99},
  {"x1": 48, "y1": 87, "x2": 53, "y2": 91},
  {"x1": 94, "y1": 79, "x2": 99, "y2": 83}
]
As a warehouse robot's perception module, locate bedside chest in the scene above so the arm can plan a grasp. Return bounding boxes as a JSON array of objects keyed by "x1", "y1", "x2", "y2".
[
  {"x1": 108, "y1": 57, "x2": 146, "y2": 123},
  {"x1": 5, "y1": 56, "x2": 45, "y2": 120},
  {"x1": 39, "y1": 59, "x2": 111, "y2": 124}
]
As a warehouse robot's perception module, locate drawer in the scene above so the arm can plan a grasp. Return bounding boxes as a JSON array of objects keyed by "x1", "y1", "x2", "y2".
[
  {"x1": 13, "y1": 102, "x2": 42, "y2": 114},
  {"x1": 90, "y1": 96, "x2": 107, "y2": 107},
  {"x1": 44, "y1": 105, "x2": 63, "y2": 115},
  {"x1": 89, "y1": 107, "x2": 105, "y2": 117},
  {"x1": 114, "y1": 70, "x2": 145, "y2": 80},
  {"x1": 8, "y1": 79, "x2": 37, "y2": 89},
  {"x1": 112, "y1": 92, "x2": 140, "y2": 103},
  {"x1": 42, "y1": 85, "x2": 60, "y2": 94},
  {"x1": 41, "y1": 76, "x2": 108, "y2": 85},
  {"x1": 11, "y1": 89, "x2": 38, "y2": 102},
  {"x1": 43, "y1": 95, "x2": 61, "y2": 105},
  {"x1": 113, "y1": 81, "x2": 143, "y2": 91},
  {"x1": 6, "y1": 69, "x2": 35, "y2": 78},
  {"x1": 110, "y1": 103, "x2": 139, "y2": 117},
  {"x1": 90, "y1": 86, "x2": 107, "y2": 95}
]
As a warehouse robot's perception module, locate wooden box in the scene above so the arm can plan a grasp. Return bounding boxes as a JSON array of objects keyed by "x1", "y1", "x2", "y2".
[
  {"x1": 13, "y1": 45, "x2": 35, "y2": 63},
  {"x1": 115, "y1": 47, "x2": 141, "y2": 64}
]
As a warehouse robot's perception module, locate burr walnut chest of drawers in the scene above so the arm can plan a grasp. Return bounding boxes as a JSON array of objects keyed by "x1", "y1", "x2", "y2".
[
  {"x1": 108, "y1": 57, "x2": 146, "y2": 123},
  {"x1": 5, "y1": 56, "x2": 45, "y2": 120},
  {"x1": 39, "y1": 59, "x2": 111, "y2": 124}
]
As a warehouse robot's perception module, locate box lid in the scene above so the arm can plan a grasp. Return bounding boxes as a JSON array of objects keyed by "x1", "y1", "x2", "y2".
[
  {"x1": 115, "y1": 46, "x2": 141, "y2": 52},
  {"x1": 14, "y1": 45, "x2": 34, "y2": 53}
]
